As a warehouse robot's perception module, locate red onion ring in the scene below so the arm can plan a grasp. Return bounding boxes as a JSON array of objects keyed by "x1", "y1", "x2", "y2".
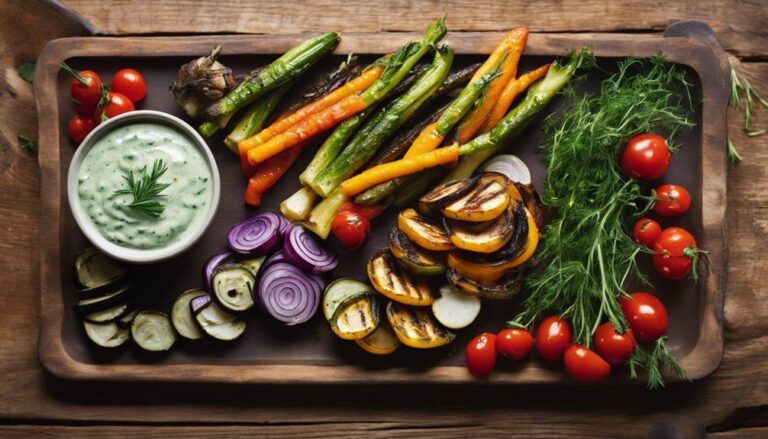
[
  {"x1": 282, "y1": 224, "x2": 339, "y2": 273},
  {"x1": 228, "y1": 212, "x2": 282, "y2": 255},
  {"x1": 257, "y1": 262, "x2": 322, "y2": 325}
]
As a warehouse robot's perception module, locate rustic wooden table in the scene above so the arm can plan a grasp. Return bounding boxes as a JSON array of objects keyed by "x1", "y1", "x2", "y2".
[{"x1": 1, "y1": 0, "x2": 765, "y2": 437}]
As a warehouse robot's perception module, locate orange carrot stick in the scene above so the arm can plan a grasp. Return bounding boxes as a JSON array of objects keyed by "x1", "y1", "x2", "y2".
[
  {"x1": 243, "y1": 141, "x2": 308, "y2": 207},
  {"x1": 339, "y1": 144, "x2": 460, "y2": 197},
  {"x1": 457, "y1": 27, "x2": 528, "y2": 144},
  {"x1": 237, "y1": 66, "x2": 383, "y2": 156},
  {"x1": 246, "y1": 94, "x2": 368, "y2": 165},
  {"x1": 480, "y1": 63, "x2": 551, "y2": 133}
]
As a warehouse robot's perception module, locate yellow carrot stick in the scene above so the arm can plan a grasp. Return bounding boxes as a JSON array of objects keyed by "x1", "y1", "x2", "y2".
[
  {"x1": 480, "y1": 63, "x2": 551, "y2": 133},
  {"x1": 340, "y1": 145, "x2": 460, "y2": 196}
]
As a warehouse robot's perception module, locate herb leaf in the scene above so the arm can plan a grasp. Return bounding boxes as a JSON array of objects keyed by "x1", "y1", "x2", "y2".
[
  {"x1": 17, "y1": 63, "x2": 35, "y2": 83},
  {"x1": 18, "y1": 134, "x2": 37, "y2": 154},
  {"x1": 114, "y1": 159, "x2": 170, "y2": 218}
]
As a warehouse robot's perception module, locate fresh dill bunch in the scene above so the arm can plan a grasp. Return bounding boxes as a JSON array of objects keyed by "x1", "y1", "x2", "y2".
[
  {"x1": 114, "y1": 159, "x2": 171, "y2": 218},
  {"x1": 508, "y1": 57, "x2": 695, "y2": 386}
]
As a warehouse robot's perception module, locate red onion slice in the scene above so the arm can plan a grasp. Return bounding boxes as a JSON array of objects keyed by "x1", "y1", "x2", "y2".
[
  {"x1": 282, "y1": 224, "x2": 339, "y2": 273},
  {"x1": 203, "y1": 251, "x2": 233, "y2": 289},
  {"x1": 228, "y1": 212, "x2": 282, "y2": 255},
  {"x1": 276, "y1": 214, "x2": 291, "y2": 236},
  {"x1": 257, "y1": 262, "x2": 321, "y2": 325}
]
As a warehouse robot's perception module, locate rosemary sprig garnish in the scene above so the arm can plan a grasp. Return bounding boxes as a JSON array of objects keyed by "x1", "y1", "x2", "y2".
[
  {"x1": 114, "y1": 159, "x2": 170, "y2": 218},
  {"x1": 508, "y1": 58, "x2": 694, "y2": 388}
]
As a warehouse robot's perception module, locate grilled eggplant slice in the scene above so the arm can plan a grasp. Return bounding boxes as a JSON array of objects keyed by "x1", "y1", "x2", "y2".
[
  {"x1": 83, "y1": 321, "x2": 130, "y2": 348},
  {"x1": 171, "y1": 289, "x2": 206, "y2": 340},
  {"x1": 117, "y1": 309, "x2": 139, "y2": 329},
  {"x1": 444, "y1": 203, "x2": 514, "y2": 253},
  {"x1": 441, "y1": 172, "x2": 510, "y2": 222},
  {"x1": 240, "y1": 255, "x2": 267, "y2": 277},
  {"x1": 368, "y1": 250, "x2": 435, "y2": 306},
  {"x1": 322, "y1": 278, "x2": 372, "y2": 321},
  {"x1": 418, "y1": 177, "x2": 476, "y2": 217},
  {"x1": 398, "y1": 208, "x2": 455, "y2": 251},
  {"x1": 131, "y1": 311, "x2": 176, "y2": 352},
  {"x1": 74, "y1": 285, "x2": 131, "y2": 316},
  {"x1": 191, "y1": 294, "x2": 247, "y2": 341},
  {"x1": 355, "y1": 320, "x2": 401, "y2": 355},
  {"x1": 212, "y1": 263, "x2": 256, "y2": 312},
  {"x1": 330, "y1": 292, "x2": 380, "y2": 340},
  {"x1": 515, "y1": 182, "x2": 544, "y2": 230},
  {"x1": 388, "y1": 227, "x2": 446, "y2": 276},
  {"x1": 77, "y1": 277, "x2": 130, "y2": 301},
  {"x1": 447, "y1": 268, "x2": 524, "y2": 300},
  {"x1": 84, "y1": 302, "x2": 132, "y2": 324},
  {"x1": 386, "y1": 301, "x2": 455, "y2": 349},
  {"x1": 431, "y1": 285, "x2": 481, "y2": 329},
  {"x1": 74, "y1": 247, "x2": 128, "y2": 289}
]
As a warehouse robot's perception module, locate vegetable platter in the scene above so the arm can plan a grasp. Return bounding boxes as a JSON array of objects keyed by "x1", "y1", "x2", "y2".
[{"x1": 37, "y1": 21, "x2": 728, "y2": 384}]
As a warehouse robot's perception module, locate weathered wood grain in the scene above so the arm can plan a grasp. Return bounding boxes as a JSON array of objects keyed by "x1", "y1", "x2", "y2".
[{"x1": 62, "y1": 0, "x2": 768, "y2": 58}]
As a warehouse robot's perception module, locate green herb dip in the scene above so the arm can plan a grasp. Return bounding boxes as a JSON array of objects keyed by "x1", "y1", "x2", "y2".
[{"x1": 77, "y1": 122, "x2": 213, "y2": 250}]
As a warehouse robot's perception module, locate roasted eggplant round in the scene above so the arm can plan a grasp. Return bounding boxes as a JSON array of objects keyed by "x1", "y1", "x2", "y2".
[{"x1": 388, "y1": 227, "x2": 446, "y2": 276}]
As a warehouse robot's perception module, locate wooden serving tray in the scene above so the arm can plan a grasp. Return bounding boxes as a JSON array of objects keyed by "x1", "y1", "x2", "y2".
[{"x1": 37, "y1": 22, "x2": 728, "y2": 384}]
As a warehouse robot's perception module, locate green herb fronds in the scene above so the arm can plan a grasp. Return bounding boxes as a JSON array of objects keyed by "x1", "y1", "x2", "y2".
[
  {"x1": 18, "y1": 134, "x2": 37, "y2": 154},
  {"x1": 114, "y1": 159, "x2": 170, "y2": 218},
  {"x1": 728, "y1": 68, "x2": 768, "y2": 163},
  {"x1": 629, "y1": 336, "x2": 690, "y2": 389},
  {"x1": 509, "y1": 57, "x2": 694, "y2": 387}
]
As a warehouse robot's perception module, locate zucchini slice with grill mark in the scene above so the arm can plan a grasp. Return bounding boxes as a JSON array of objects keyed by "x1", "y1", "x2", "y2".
[
  {"x1": 83, "y1": 321, "x2": 130, "y2": 348},
  {"x1": 322, "y1": 278, "x2": 373, "y2": 322},
  {"x1": 388, "y1": 227, "x2": 446, "y2": 276},
  {"x1": 240, "y1": 256, "x2": 267, "y2": 277},
  {"x1": 367, "y1": 250, "x2": 434, "y2": 306},
  {"x1": 74, "y1": 247, "x2": 128, "y2": 289},
  {"x1": 386, "y1": 301, "x2": 455, "y2": 349},
  {"x1": 398, "y1": 208, "x2": 455, "y2": 251},
  {"x1": 355, "y1": 319, "x2": 401, "y2": 355},
  {"x1": 418, "y1": 177, "x2": 476, "y2": 217},
  {"x1": 84, "y1": 302, "x2": 132, "y2": 324},
  {"x1": 171, "y1": 289, "x2": 206, "y2": 340},
  {"x1": 441, "y1": 172, "x2": 510, "y2": 222},
  {"x1": 74, "y1": 285, "x2": 131, "y2": 316},
  {"x1": 212, "y1": 263, "x2": 256, "y2": 312},
  {"x1": 446, "y1": 268, "x2": 524, "y2": 300},
  {"x1": 431, "y1": 285, "x2": 481, "y2": 329},
  {"x1": 443, "y1": 202, "x2": 514, "y2": 253},
  {"x1": 131, "y1": 311, "x2": 176, "y2": 352},
  {"x1": 329, "y1": 292, "x2": 380, "y2": 340},
  {"x1": 190, "y1": 294, "x2": 247, "y2": 341}
]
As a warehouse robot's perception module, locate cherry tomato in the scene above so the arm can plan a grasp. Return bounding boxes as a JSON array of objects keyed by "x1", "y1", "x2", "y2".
[
  {"x1": 466, "y1": 332, "x2": 497, "y2": 378},
  {"x1": 111, "y1": 68, "x2": 147, "y2": 102},
  {"x1": 535, "y1": 316, "x2": 572, "y2": 362},
  {"x1": 620, "y1": 133, "x2": 671, "y2": 180},
  {"x1": 653, "y1": 184, "x2": 691, "y2": 216},
  {"x1": 593, "y1": 322, "x2": 636, "y2": 366},
  {"x1": 620, "y1": 292, "x2": 668, "y2": 344},
  {"x1": 331, "y1": 209, "x2": 370, "y2": 250},
  {"x1": 67, "y1": 114, "x2": 96, "y2": 144},
  {"x1": 563, "y1": 345, "x2": 611, "y2": 382},
  {"x1": 69, "y1": 70, "x2": 103, "y2": 113},
  {"x1": 652, "y1": 227, "x2": 698, "y2": 280},
  {"x1": 632, "y1": 217, "x2": 662, "y2": 247},
  {"x1": 94, "y1": 92, "x2": 135, "y2": 122},
  {"x1": 339, "y1": 201, "x2": 383, "y2": 221},
  {"x1": 496, "y1": 328, "x2": 533, "y2": 360}
]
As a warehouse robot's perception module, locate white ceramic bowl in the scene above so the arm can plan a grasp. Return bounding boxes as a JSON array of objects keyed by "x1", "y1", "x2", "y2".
[{"x1": 67, "y1": 110, "x2": 221, "y2": 264}]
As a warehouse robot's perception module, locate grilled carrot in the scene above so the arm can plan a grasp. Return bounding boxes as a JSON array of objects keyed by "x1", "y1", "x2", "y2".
[
  {"x1": 243, "y1": 141, "x2": 308, "y2": 207},
  {"x1": 480, "y1": 63, "x2": 551, "y2": 132}
]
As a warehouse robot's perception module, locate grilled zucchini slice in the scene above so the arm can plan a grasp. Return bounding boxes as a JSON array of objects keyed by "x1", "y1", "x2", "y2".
[
  {"x1": 443, "y1": 202, "x2": 514, "y2": 253},
  {"x1": 83, "y1": 321, "x2": 130, "y2": 348},
  {"x1": 74, "y1": 285, "x2": 131, "y2": 316},
  {"x1": 191, "y1": 294, "x2": 247, "y2": 341},
  {"x1": 447, "y1": 268, "x2": 524, "y2": 300},
  {"x1": 322, "y1": 278, "x2": 373, "y2": 321},
  {"x1": 355, "y1": 320, "x2": 401, "y2": 355},
  {"x1": 117, "y1": 309, "x2": 139, "y2": 329},
  {"x1": 386, "y1": 301, "x2": 455, "y2": 349},
  {"x1": 171, "y1": 289, "x2": 206, "y2": 340},
  {"x1": 441, "y1": 172, "x2": 510, "y2": 222},
  {"x1": 398, "y1": 208, "x2": 455, "y2": 251},
  {"x1": 368, "y1": 250, "x2": 435, "y2": 306},
  {"x1": 418, "y1": 177, "x2": 476, "y2": 217},
  {"x1": 131, "y1": 311, "x2": 176, "y2": 352},
  {"x1": 84, "y1": 302, "x2": 132, "y2": 324},
  {"x1": 74, "y1": 247, "x2": 128, "y2": 289},
  {"x1": 212, "y1": 263, "x2": 256, "y2": 312},
  {"x1": 329, "y1": 292, "x2": 380, "y2": 340},
  {"x1": 388, "y1": 227, "x2": 446, "y2": 276}
]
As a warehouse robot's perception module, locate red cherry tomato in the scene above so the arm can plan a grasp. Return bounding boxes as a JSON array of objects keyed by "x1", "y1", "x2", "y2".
[
  {"x1": 466, "y1": 332, "x2": 497, "y2": 378},
  {"x1": 331, "y1": 209, "x2": 370, "y2": 250},
  {"x1": 653, "y1": 184, "x2": 691, "y2": 216},
  {"x1": 69, "y1": 70, "x2": 103, "y2": 113},
  {"x1": 620, "y1": 292, "x2": 668, "y2": 344},
  {"x1": 67, "y1": 114, "x2": 96, "y2": 144},
  {"x1": 111, "y1": 68, "x2": 147, "y2": 102},
  {"x1": 563, "y1": 345, "x2": 611, "y2": 382},
  {"x1": 620, "y1": 133, "x2": 671, "y2": 180},
  {"x1": 535, "y1": 316, "x2": 572, "y2": 362},
  {"x1": 94, "y1": 92, "x2": 135, "y2": 122},
  {"x1": 593, "y1": 322, "x2": 636, "y2": 366},
  {"x1": 632, "y1": 217, "x2": 662, "y2": 247},
  {"x1": 339, "y1": 201, "x2": 383, "y2": 221},
  {"x1": 496, "y1": 328, "x2": 533, "y2": 360},
  {"x1": 652, "y1": 227, "x2": 698, "y2": 280}
]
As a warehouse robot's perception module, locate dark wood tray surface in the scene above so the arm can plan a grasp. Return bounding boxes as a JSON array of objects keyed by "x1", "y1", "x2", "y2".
[{"x1": 37, "y1": 29, "x2": 728, "y2": 384}]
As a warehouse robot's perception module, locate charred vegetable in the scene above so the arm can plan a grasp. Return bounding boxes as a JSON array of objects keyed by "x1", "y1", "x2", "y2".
[
  {"x1": 444, "y1": 201, "x2": 515, "y2": 253},
  {"x1": 386, "y1": 301, "x2": 455, "y2": 348},
  {"x1": 329, "y1": 292, "x2": 381, "y2": 340},
  {"x1": 388, "y1": 227, "x2": 446, "y2": 276},
  {"x1": 355, "y1": 320, "x2": 401, "y2": 355},
  {"x1": 441, "y1": 172, "x2": 511, "y2": 222},
  {"x1": 172, "y1": 46, "x2": 238, "y2": 120},
  {"x1": 322, "y1": 278, "x2": 373, "y2": 320},
  {"x1": 418, "y1": 177, "x2": 476, "y2": 217},
  {"x1": 367, "y1": 250, "x2": 435, "y2": 306},
  {"x1": 515, "y1": 182, "x2": 544, "y2": 229},
  {"x1": 447, "y1": 268, "x2": 524, "y2": 300},
  {"x1": 398, "y1": 208, "x2": 455, "y2": 251},
  {"x1": 212, "y1": 264, "x2": 256, "y2": 312}
]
